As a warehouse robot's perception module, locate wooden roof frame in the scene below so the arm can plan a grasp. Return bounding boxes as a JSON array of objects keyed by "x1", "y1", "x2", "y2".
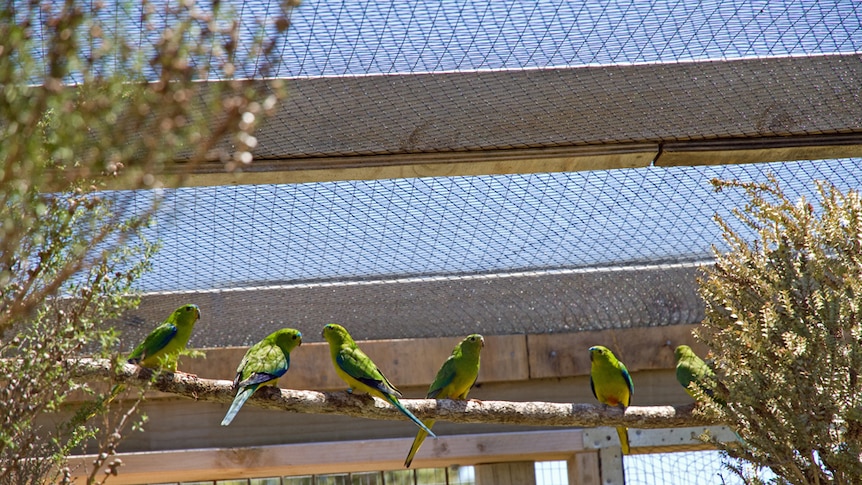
[{"x1": 140, "y1": 53, "x2": 862, "y2": 188}]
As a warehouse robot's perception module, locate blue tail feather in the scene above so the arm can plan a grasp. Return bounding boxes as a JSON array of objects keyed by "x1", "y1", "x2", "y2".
[
  {"x1": 385, "y1": 394, "x2": 437, "y2": 438},
  {"x1": 221, "y1": 386, "x2": 256, "y2": 426}
]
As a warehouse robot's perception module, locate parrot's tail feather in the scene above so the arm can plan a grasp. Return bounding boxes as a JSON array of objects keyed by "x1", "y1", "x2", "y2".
[
  {"x1": 386, "y1": 395, "x2": 437, "y2": 438},
  {"x1": 221, "y1": 387, "x2": 255, "y2": 426},
  {"x1": 616, "y1": 426, "x2": 630, "y2": 455},
  {"x1": 404, "y1": 419, "x2": 436, "y2": 468}
]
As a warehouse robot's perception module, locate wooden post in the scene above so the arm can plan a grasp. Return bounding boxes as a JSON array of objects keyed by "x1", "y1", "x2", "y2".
[
  {"x1": 568, "y1": 451, "x2": 601, "y2": 485},
  {"x1": 474, "y1": 461, "x2": 537, "y2": 485},
  {"x1": 598, "y1": 447, "x2": 625, "y2": 485}
]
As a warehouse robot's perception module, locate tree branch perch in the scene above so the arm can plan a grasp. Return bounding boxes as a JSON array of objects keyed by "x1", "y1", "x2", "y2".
[{"x1": 69, "y1": 358, "x2": 716, "y2": 428}]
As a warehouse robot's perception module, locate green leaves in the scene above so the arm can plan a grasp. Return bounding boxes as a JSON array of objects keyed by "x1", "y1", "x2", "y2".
[
  {"x1": 699, "y1": 177, "x2": 862, "y2": 484},
  {"x1": 0, "y1": 1, "x2": 295, "y2": 482}
]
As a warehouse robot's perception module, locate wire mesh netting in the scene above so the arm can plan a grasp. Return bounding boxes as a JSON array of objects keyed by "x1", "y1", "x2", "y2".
[
  {"x1": 134, "y1": 158, "x2": 862, "y2": 292},
  {"x1": 23, "y1": 1, "x2": 862, "y2": 154},
  {"x1": 280, "y1": 0, "x2": 862, "y2": 75},
  {"x1": 31, "y1": 1, "x2": 860, "y2": 77},
  {"x1": 112, "y1": 157, "x2": 862, "y2": 346},
  {"x1": 624, "y1": 451, "x2": 776, "y2": 485},
  {"x1": 149, "y1": 456, "x2": 777, "y2": 485}
]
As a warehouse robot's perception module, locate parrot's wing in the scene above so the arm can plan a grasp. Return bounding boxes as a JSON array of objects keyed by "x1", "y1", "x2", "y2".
[
  {"x1": 427, "y1": 358, "x2": 457, "y2": 399},
  {"x1": 589, "y1": 375, "x2": 597, "y2": 400},
  {"x1": 691, "y1": 359, "x2": 716, "y2": 397},
  {"x1": 336, "y1": 347, "x2": 401, "y2": 397},
  {"x1": 238, "y1": 370, "x2": 284, "y2": 388},
  {"x1": 676, "y1": 362, "x2": 696, "y2": 389},
  {"x1": 238, "y1": 344, "x2": 289, "y2": 388},
  {"x1": 128, "y1": 323, "x2": 177, "y2": 362},
  {"x1": 621, "y1": 364, "x2": 634, "y2": 396}
]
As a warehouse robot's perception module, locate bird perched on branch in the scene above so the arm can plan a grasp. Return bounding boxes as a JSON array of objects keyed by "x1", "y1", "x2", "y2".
[
  {"x1": 221, "y1": 328, "x2": 303, "y2": 426},
  {"x1": 404, "y1": 333, "x2": 484, "y2": 468},
  {"x1": 127, "y1": 304, "x2": 201, "y2": 372},
  {"x1": 675, "y1": 344, "x2": 721, "y2": 404},
  {"x1": 322, "y1": 323, "x2": 436, "y2": 437},
  {"x1": 589, "y1": 345, "x2": 633, "y2": 454}
]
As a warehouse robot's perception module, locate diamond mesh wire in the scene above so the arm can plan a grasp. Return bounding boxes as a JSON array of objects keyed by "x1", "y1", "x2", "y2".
[
  {"x1": 624, "y1": 451, "x2": 776, "y2": 485},
  {"x1": 107, "y1": 158, "x2": 862, "y2": 348},
  {"x1": 131, "y1": 158, "x2": 862, "y2": 292},
  {"x1": 280, "y1": 0, "x2": 862, "y2": 76},
  {"x1": 534, "y1": 461, "x2": 567, "y2": 485},
  {"x1": 24, "y1": 2, "x2": 862, "y2": 79}
]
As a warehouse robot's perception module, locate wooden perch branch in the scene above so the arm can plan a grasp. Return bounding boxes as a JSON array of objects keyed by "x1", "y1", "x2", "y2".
[{"x1": 70, "y1": 358, "x2": 716, "y2": 428}]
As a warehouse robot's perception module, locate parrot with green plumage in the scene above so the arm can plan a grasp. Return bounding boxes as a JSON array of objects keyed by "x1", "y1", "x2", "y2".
[
  {"x1": 674, "y1": 344, "x2": 719, "y2": 402},
  {"x1": 127, "y1": 304, "x2": 201, "y2": 372},
  {"x1": 221, "y1": 328, "x2": 303, "y2": 426},
  {"x1": 404, "y1": 333, "x2": 484, "y2": 468},
  {"x1": 322, "y1": 323, "x2": 436, "y2": 438},
  {"x1": 589, "y1": 345, "x2": 633, "y2": 454}
]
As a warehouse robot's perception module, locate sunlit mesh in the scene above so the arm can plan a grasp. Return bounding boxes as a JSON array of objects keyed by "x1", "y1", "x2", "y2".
[
  {"x1": 281, "y1": 1, "x2": 861, "y2": 75},
  {"x1": 128, "y1": 158, "x2": 862, "y2": 293},
  {"x1": 104, "y1": 157, "x2": 862, "y2": 348},
  {"x1": 625, "y1": 451, "x2": 776, "y2": 485}
]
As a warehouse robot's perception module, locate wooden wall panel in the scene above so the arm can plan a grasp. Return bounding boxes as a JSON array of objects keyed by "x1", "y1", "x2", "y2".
[
  {"x1": 527, "y1": 324, "x2": 708, "y2": 379},
  {"x1": 66, "y1": 429, "x2": 589, "y2": 484},
  {"x1": 175, "y1": 334, "x2": 528, "y2": 390}
]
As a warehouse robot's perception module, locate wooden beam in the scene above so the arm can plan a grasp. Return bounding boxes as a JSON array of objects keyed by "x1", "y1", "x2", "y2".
[
  {"x1": 657, "y1": 135, "x2": 862, "y2": 167},
  {"x1": 568, "y1": 451, "x2": 601, "y2": 485},
  {"x1": 97, "y1": 54, "x2": 862, "y2": 188},
  {"x1": 626, "y1": 426, "x2": 740, "y2": 455},
  {"x1": 66, "y1": 429, "x2": 589, "y2": 484},
  {"x1": 475, "y1": 462, "x2": 537, "y2": 485},
  {"x1": 527, "y1": 324, "x2": 707, "y2": 379},
  {"x1": 173, "y1": 145, "x2": 657, "y2": 188},
  {"x1": 111, "y1": 54, "x2": 862, "y2": 188}
]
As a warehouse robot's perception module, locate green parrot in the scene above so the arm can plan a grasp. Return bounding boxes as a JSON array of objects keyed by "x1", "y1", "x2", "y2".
[
  {"x1": 404, "y1": 333, "x2": 484, "y2": 468},
  {"x1": 674, "y1": 344, "x2": 718, "y2": 402},
  {"x1": 589, "y1": 345, "x2": 633, "y2": 454},
  {"x1": 221, "y1": 328, "x2": 303, "y2": 426},
  {"x1": 127, "y1": 304, "x2": 201, "y2": 372},
  {"x1": 322, "y1": 323, "x2": 436, "y2": 438}
]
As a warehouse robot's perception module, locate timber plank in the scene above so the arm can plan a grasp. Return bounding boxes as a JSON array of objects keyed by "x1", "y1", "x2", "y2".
[
  {"x1": 527, "y1": 324, "x2": 709, "y2": 379},
  {"x1": 67, "y1": 430, "x2": 588, "y2": 484},
  {"x1": 178, "y1": 334, "x2": 527, "y2": 390}
]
